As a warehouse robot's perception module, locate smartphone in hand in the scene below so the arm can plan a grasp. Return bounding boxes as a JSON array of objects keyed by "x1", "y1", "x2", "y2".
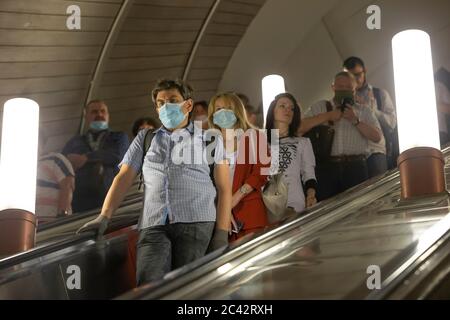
[{"x1": 231, "y1": 219, "x2": 244, "y2": 234}]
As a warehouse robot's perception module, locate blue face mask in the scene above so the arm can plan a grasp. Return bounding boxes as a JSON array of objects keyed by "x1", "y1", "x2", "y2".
[
  {"x1": 89, "y1": 121, "x2": 108, "y2": 131},
  {"x1": 213, "y1": 109, "x2": 237, "y2": 129},
  {"x1": 159, "y1": 102, "x2": 187, "y2": 129}
]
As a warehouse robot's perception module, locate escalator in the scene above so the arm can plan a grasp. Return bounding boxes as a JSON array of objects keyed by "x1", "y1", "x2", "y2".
[
  {"x1": 0, "y1": 183, "x2": 144, "y2": 299},
  {"x1": 3, "y1": 148, "x2": 450, "y2": 299},
  {"x1": 117, "y1": 147, "x2": 450, "y2": 300},
  {"x1": 35, "y1": 181, "x2": 143, "y2": 245}
]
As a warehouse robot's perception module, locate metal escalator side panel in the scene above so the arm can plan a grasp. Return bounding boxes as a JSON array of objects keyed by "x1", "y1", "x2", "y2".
[
  {"x1": 121, "y1": 162, "x2": 450, "y2": 300},
  {"x1": 119, "y1": 168, "x2": 402, "y2": 299},
  {"x1": 0, "y1": 226, "x2": 139, "y2": 299}
]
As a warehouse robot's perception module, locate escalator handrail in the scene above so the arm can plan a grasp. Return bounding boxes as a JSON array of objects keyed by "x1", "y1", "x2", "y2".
[
  {"x1": 126, "y1": 146, "x2": 450, "y2": 299},
  {"x1": 0, "y1": 205, "x2": 142, "y2": 270},
  {"x1": 119, "y1": 167, "x2": 401, "y2": 299},
  {"x1": 0, "y1": 232, "x2": 95, "y2": 270},
  {"x1": 36, "y1": 192, "x2": 143, "y2": 232}
]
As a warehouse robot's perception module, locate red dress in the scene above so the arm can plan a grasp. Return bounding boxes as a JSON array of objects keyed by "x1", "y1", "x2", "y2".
[{"x1": 230, "y1": 131, "x2": 270, "y2": 240}]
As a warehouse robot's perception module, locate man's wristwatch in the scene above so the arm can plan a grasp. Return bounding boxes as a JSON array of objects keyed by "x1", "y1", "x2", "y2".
[
  {"x1": 239, "y1": 185, "x2": 250, "y2": 195},
  {"x1": 352, "y1": 117, "x2": 360, "y2": 126}
]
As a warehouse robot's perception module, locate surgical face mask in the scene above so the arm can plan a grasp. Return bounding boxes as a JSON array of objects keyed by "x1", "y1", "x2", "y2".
[
  {"x1": 159, "y1": 102, "x2": 187, "y2": 129},
  {"x1": 89, "y1": 120, "x2": 108, "y2": 131},
  {"x1": 334, "y1": 90, "x2": 355, "y2": 108},
  {"x1": 213, "y1": 109, "x2": 237, "y2": 129}
]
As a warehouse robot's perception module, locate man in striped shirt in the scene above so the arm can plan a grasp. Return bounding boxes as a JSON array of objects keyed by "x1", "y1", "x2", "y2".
[{"x1": 36, "y1": 132, "x2": 78, "y2": 223}]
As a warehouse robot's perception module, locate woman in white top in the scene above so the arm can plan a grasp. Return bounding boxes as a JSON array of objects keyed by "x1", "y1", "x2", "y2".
[{"x1": 265, "y1": 93, "x2": 317, "y2": 213}]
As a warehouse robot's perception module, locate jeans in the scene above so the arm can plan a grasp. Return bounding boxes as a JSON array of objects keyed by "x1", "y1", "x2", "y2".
[
  {"x1": 136, "y1": 222, "x2": 214, "y2": 286},
  {"x1": 367, "y1": 153, "x2": 388, "y2": 178}
]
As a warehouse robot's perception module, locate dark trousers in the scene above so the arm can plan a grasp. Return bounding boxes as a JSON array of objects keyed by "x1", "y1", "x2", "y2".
[
  {"x1": 440, "y1": 131, "x2": 449, "y2": 149},
  {"x1": 136, "y1": 222, "x2": 214, "y2": 286},
  {"x1": 367, "y1": 153, "x2": 388, "y2": 178},
  {"x1": 72, "y1": 194, "x2": 104, "y2": 213},
  {"x1": 315, "y1": 159, "x2": 369, "y2": 201}
]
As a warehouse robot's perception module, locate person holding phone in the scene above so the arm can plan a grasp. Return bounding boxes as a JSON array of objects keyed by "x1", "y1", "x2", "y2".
[{"x1": 300, "y1": 71, "x2": 382, "y2": 201}]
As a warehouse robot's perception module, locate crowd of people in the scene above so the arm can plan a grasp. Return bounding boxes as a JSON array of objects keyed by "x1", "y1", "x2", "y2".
[{"x1": 33, "y1": 56, "x2": 450, "y2": 286}]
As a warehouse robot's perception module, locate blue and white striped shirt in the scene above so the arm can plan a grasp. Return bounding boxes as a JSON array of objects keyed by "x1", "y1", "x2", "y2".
[{"x1": 119, "y1": 122, "x2": 224, "y2": 230}]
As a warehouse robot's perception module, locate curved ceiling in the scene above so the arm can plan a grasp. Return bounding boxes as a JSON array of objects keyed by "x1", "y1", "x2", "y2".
[
  {"x1": 0, "y1": 0, "x2": 448, "y2": 153},
  {"x1": 0, "y1": 0, "x2": 267, "y2": 152},
  {"x1": 220, "y1": 0, "x2": 450, "y2": 111}
]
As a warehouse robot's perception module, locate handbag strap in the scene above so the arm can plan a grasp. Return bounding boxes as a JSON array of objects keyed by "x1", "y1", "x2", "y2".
[{"x1": 325, "y1": 101, "x2": 334, "y2": 126}]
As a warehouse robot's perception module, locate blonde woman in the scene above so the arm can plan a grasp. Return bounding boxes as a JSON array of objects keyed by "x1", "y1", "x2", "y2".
[{"x1": 208, "y1": 92, "x2": 270, "y2": 240}]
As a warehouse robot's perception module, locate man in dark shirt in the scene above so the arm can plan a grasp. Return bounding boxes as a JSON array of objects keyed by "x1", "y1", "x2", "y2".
[{"x1": 62, "y1": 100, "x2": 129, "y2": 212}]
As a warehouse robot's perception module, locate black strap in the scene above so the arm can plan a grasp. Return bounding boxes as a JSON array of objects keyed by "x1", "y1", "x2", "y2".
[
  {"x1": 373, "y1": 87, "x2": 383, "y2": 111},
  {"x1": 435, "y1": 67, "x2": 450, "y2": 92},
  {"x1": 205, "y1": 134, "x2": 216, "y2": 187},
  {"x1": 39, "y1": 155, "x2": 73, "y2": 177},
  {"x1": 325, "y1": 101, "x2": 334, "y2": 126},
  {"x1": 371, "y1": 87, "x2": 400, "y2": 169},
  {"x1": 139, "y1": 129, "x2": 155, "y2": 190}
]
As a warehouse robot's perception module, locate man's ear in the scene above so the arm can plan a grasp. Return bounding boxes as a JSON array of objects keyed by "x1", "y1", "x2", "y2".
[{"x1": 185, "y1": 99, "x2": 194, "y2": 112}]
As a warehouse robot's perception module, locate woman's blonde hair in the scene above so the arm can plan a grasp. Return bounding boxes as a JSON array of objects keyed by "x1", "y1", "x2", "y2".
[{"x1": 208, "y1": 92, "x2": 254, "y2": 131}]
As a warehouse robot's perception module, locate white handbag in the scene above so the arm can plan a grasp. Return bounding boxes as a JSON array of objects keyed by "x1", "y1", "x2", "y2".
[{"x1": 262, "y1": 172, "x2": 289, "y2": 223}]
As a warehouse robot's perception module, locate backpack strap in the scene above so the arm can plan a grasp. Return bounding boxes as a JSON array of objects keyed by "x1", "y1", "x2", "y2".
[
  {"x1": 139, "y1": 129, "x2": 155, "y2": 190},
  {"x1": 372, "y1": 87, "x2": 383, "y2": 111},
  {"x1": 205, "y1": 134, "x2": 216, "y2": 187},
  {"x1": 325, "y1": 101, "x2": 334, "y2": 126}
]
